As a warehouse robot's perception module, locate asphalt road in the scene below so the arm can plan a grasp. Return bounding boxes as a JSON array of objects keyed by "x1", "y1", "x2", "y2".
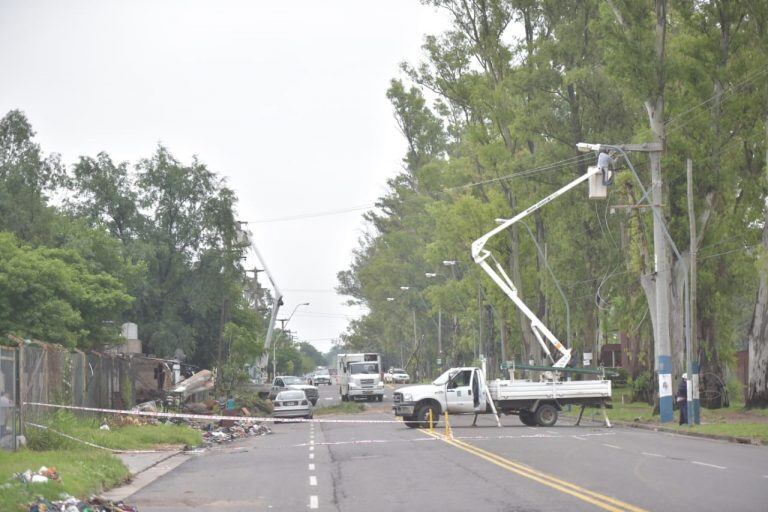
[{"x1": 128, "y1": 385, "x2": 768, "y2": 511}]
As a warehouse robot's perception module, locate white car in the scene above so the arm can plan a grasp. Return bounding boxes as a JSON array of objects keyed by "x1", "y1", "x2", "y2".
[
  {"x1": 272, "y1": 389, "x2": 313, "y2": 419},
  {"x1": 385, "y1": 368, "x2": 410, "y2": 384}
]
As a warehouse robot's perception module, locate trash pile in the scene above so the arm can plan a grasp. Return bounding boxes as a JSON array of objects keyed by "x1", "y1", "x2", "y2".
[
  {"x1": 199, "y1": 420, "x2": 271, "y2": 446},
  {"x1": 16, "y1": 466, "x2": 60, "y2": 484},
  {"x1": 27, "y1": 495, "x2": 139, "y2": 512}
]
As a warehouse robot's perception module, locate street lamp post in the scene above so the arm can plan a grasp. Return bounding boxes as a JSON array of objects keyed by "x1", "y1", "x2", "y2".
[
  {"x1": 273, "y1": 302, "x2": 309, "y2": 379},
  {"x1": 425, "y1": 272, "x2": 444, "y2": 372}
]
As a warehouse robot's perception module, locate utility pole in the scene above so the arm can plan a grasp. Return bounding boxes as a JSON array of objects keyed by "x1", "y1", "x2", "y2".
[
  {"x1": 686, "y1": 158, "x2": 700, "y2": 424},
  {"x1": 650, "y1": 149, "x2": 674, "y2": 423}
]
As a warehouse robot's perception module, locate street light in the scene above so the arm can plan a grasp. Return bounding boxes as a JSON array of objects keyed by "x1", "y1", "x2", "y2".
[{"x1": 272, "y1": 302, "x2": 310, "y2": 379}]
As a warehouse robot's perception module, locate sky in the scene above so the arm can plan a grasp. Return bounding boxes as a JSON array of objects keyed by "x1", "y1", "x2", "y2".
[{"x1": 0, "y1": 0, "x2": 452, "y2": 353}]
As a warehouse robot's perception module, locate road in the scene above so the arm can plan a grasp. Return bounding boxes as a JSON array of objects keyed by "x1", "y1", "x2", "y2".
[{"x1": 128, "y1": 384, "x2": 768, "y2": 511}]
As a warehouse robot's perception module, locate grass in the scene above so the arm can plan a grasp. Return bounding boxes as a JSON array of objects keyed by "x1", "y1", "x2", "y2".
[
  {"x1": 579, "y1": 386, "x2": 768, "y2": 444},
  {"x1": 27, "y1": 411, "x2": 201, "y2": 451},
  {"x1": 0, "y1": 449, "x2": 129, "y2": 511},
  {"x1": 0, "y1": 411, "x2": 202, "y2": 510},
  {"x1": 314, "y1": 403, "x2": 366, "y2": 416}
]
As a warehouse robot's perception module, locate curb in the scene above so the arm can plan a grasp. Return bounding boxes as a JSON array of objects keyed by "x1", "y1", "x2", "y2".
[
  {"x1": 102, "y1": 450, "x2": 189, "y2": 502},
  {"x1": 563, "y1": 413, "x2": 764, "y2": 446}
]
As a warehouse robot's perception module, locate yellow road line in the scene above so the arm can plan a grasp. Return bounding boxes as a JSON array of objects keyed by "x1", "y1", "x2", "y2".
[{"x1": 422, "y1": 430, "x2": 647, "y2": 512}]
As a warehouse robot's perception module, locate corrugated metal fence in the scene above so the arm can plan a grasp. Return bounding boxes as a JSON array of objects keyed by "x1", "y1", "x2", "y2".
[{"x1": 1, "y1": 336, "x2": 177, "y2": 451}]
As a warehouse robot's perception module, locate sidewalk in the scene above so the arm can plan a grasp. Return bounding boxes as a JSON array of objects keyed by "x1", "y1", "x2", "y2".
[{"x1": 102, "y1": 450, "x2": 191, "y2": 502}]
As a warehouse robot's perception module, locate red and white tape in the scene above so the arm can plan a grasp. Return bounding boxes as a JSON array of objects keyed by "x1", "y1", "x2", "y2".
[{"x1": 23, "y1": 402, "x2": 402, "y2": 424}]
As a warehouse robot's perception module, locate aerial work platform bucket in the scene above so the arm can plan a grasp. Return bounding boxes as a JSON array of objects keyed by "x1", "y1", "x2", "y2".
[{"x1": 588, "y1": 166, "x2": 608, "y2": 199}]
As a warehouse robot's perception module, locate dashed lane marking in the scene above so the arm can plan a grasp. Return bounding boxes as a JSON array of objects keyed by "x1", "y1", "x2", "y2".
[
  {"x1": 692, "y1": 461, "x2": 726, "y2": 470},
  {"x1": 310, "y1": 495, "x2": 318, "y2": 509},
  {"x1": 309, "y1": 464, "x2": 315, "y2": 471},
  {"x1": 309, "y1": 453, "x2": 314, "y2": 460},
  {"x1": 602, "y1": 443, "x2": 621, "y2": 450},
  {"x1": 310, "y1": 440, "x2": 314, "y2": 445},
  {"x1": 573, "y1": 436, "x2": 587, "y2": 441},
  {"x1": 309, "y1": 446, "x2": 314, "y2": 451},
  {"x1": 309, "y1": 475, "x2": 317, "y2": 486},
  {"x1": 641, "y1": 452, "x2": 664, "y2": 458}
]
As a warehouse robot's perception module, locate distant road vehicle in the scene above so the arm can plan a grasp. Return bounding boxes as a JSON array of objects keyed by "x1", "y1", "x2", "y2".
[
  {"x1": 311, "y1": 370, "x2": 332, "y2": 385},
  {"x1": 272, "y1": 390, "x2": 313, "y2": 419},
  {"x1": 387, "y1": 368, "x2": 410, "y2": 384},
  {"x1": 337, "y1": 353, "x2": 384, "y2": 402},
  {"x1": 268, "y1": 376, "x2": 319, "y2": 405}
]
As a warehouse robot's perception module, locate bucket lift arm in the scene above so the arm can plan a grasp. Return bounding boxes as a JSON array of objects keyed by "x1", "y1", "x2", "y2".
[
  {"x1": 470, "y1": 166, "x2": 603, "y2": 368},
  {"x1": 249, "y1": 242, "x2": 283, "y2": 383}
]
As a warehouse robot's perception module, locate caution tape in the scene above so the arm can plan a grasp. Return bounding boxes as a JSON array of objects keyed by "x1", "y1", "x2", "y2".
[{"x1": 23, "y1": 402, "x2": 404, "y2": 424}]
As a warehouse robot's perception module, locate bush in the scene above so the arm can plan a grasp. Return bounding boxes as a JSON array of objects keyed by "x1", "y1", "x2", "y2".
[
  {"x1": 629, "y1": 372, "x2": 653, "y2": 404},
  {"x1": 726, "y1": 377, "x2": 744, "y2": 404},
  {"x1": 26, "y1": 410, "x2": 84, "y2": 451}
]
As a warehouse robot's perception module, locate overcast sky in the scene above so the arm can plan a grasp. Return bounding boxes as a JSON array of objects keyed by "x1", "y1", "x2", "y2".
[{"x1": 0, "y1": 0, "x2": 452, "y2": 353}]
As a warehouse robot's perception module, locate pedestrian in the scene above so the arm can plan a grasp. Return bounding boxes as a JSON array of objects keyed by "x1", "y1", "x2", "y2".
[
  {"x1": 0, "y1": 390, "x2": 13, "y2": 439},
  {"x1": 676, "y1": 373, "x2": 688, "y2": 425}
]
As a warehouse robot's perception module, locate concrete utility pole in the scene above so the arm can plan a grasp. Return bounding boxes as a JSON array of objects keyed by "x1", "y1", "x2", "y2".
[
  {"x1": 650, "y1": 150, "x2": 674, "y2": 423},
  {"x1": 686, "y1": 158, "x2": 700, "y2": 424}
]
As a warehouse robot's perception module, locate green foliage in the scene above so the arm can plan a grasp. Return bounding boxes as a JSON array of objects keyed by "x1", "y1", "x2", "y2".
[{"x1": 0, "y1": 233, "x2": 133, "y2": 348}]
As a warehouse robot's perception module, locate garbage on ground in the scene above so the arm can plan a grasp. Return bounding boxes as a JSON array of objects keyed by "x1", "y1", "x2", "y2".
[
  {"x1": 28, "y1": 495, "x2": 139, "y2": 512},
  {"x1": 16, "y1": 466, "x2": 60, "y2": 484},
  {"x1": 99, "y1": 423, "x2": 110, "y2": 431},
  {"x1": 199, "y1": 420, "x2": 271, "y2": 446}
]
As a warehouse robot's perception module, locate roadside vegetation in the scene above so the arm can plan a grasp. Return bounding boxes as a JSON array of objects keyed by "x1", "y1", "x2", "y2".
[
  {"x1": 1, "y1": 411, "x2": 201, "y2": 510},
  {"x1": 0, "y1": 449, "x2": 128, "y2": 511},
  {"x1": 578, "y1": 387, "x2": 768, "y2": 444},
  {"x1": 314, "y1": 403, "x2": 366, "y2": 416}
]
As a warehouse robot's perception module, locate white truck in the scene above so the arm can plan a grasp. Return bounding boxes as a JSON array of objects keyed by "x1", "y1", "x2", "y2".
[
  {"x1": 393, "y1": 162, "x2": 617, "y2": 428},
  {"x1": 393, "y1": 365, "x2": 612, "y2": 428},
  {"x1": 337, "y1": 353, "x2": 384, "y2": 402}
]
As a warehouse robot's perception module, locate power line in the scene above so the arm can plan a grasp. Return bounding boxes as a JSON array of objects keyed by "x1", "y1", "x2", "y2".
[{"x1": 248, "y1": 204, "x2": 375, "y2": 224}]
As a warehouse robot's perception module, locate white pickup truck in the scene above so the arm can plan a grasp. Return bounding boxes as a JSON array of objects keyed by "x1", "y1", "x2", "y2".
[{"x1": 393, "y1": 366, "x2": 611, "y2": 428}]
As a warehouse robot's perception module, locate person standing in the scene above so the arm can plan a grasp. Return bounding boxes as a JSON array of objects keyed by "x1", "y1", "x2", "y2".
[
  {"x1": 597, "y1": 149, "x2": 617, "y2": 185},
  {"x1": 0, "y1": 390, "x2": 13, "y2": 439},
  {"x1": 677, "y1": 373, "x2": 688, "y2": 425}
]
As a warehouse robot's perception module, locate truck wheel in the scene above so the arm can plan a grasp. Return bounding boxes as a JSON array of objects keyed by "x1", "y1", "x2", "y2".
[
  {"x1": 519, "y1": 410, "x2": 537, "y2": 426},
  {"x1": 416, "y1": 403, "x2": 440, "y2": 429},
  {"x1": 534, "y1": 404, "x2": 558, "y2": 427},
  {"x1": 403, "y1": 416, "x2": 419, "y2": 428}
]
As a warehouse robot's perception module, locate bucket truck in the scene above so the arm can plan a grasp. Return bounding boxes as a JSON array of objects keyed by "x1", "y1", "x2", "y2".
[{"x1": 393, "y1": 165, "x2": 614, "y2": 428}]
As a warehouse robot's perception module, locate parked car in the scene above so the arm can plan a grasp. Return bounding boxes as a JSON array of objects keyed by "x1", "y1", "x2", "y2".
[
  {"x1": 272, "y1": 389, "x2": 313, "y2": 419},
  {"x1": 311, "y1": 371, "x2": 332, "y2": 385},
  {"x1": 268, "y1": 376, "x2": 319, "y2": 405},
  {"x1": 388, "y1": 368, "x2": 410, "y2": 384}
]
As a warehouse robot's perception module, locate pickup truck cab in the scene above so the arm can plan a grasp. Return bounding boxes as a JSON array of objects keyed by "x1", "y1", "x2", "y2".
[
  {"x1": 393, "y1": 366, "x2": 611, "y2": 428},
  {"x1": 269, "y1": 376, "x2": 319, "y2": 406}
]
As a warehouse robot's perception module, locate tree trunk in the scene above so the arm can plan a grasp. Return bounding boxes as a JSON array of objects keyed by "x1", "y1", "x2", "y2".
[{"x1": 746, "y1": 136, "x2": 768, "y2": 405}]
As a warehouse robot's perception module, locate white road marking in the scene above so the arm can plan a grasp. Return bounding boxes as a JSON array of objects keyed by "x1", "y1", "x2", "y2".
[
  {"x1": 692, "y1": 461, "x2": 726, "y2": 470},
  {"x1": 572, "y1": 436, "x2": 587, "y2": 441},
  {"x1": 547, "y1": 430, "x2": 558, "y2": 435},
  {"x1": 309, "y1": 463, "x2": 315, "y2": 471},
  {"x1": 310, "y1": 495, "x2": 318, "y2": 509},
  {"x1": 310, "y1": 440, "x2": 314, "y2": 445},
  {"x1": 642, "y1": 452, "x2": 664, "y2": 458},
  {"x1": 309, "y1": 475, "x2": 317, "y2": 486},
  {"x1": 324, "y1": 397, "x2": 335, "y2": 400},
  {"x1": 602, "y1": 443, "x2": 621, "y2": 450},
  {"x1": 309, "y1": 453, "x2": 314, "y2": 459},
  {"x1": 309, "y1": 446, "x2": 314, "y2": 451},
  {"x1": 762, "y1": 475, "x2": 768, "y2": 479}
]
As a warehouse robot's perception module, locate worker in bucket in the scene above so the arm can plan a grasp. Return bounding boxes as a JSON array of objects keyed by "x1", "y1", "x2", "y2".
[{"x1": 597, "y1": 148, "x2": 617, "y2": 186}]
